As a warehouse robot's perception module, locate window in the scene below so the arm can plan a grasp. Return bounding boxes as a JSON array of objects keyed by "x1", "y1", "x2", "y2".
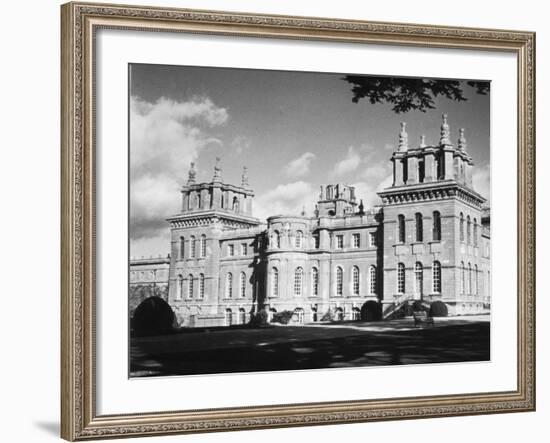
[
  {"x1": 397, "y1": 263, "x2": 405, "y2": 294},
  {"x1": 336, "y1": 267, "x2": 343, "y2": 296},
  {"x1": 238, "y1": 308, "x2": 246, "y2": 325},
  {"x1": 295, "y1": 231, "x2": 303, "y2": 248},
  {"x1": 311, "y1": 267, "x2": 319, "y2": 296},
  {"x1": 200, "y1": 234, "x2": 206, "y2": 258},
  {"x1": 353, "y1": 233, "x2": 360, "y2": 248},
  {"x1": 241, "y1": 243, "x2": 248, "y2": 255},
  {"x1": 473, "y1": 218, "x2": 478, "y2": 247},
  {"x1": 432, "y1": 261, "x2": 441, "y2": 293},
  {"x1": 351, "y1": 307, "x2": 361, "y2": 321},
  {"x1": 199, "y1": 273, "x2": 205, "y2": 298},
  {"x1": 460, "y1": 213, "x2": 465, "y2": 242},
  {"x1": 176, "y1": 274, "x2": 183, "y2": 300},
  {"x1": 369, "y1": 232, "x2": 376, "y2": 247},
  {"x1": 467, "y1": 215, "x2": 472, "y2": 245},
  {"x1": 415, "y1": 213, "x2": 423, "y2": 242},
  {"x1": 335, "y1": 307, "x2": 344, "y2": 321},
  {"x1": 225, "y1": 309, "x2": 232, "y2": 326},
  {"x1": 271, "y1": 267, "x2": 279, "y2": 297},
  {"x1": 294, "y1": 267, "x2": 303, "y2": 296},
  {"x1": 273, "y1": 231, "x2": 280, "y2": 248},
  {"x1": 369, "y1": 265, "x2": 377, "y2": 295},
  {"x1": 313, "y1": 233, "x2": 320, "y2": 249},
  {"x1": 294, "y1": 308, "x2": 305, "y2": 324},
  {"x1": 475, "y1": 264, "x2": 479, "y2": 295},
  {"x1": 179, "y1": 236, "x2": 185, "y2": 259},
  {"x1": 228, "y1": 244, "x2": 234, "y2": 256},
  {"x1": 225, "y1": 272, "x2": 233, "y2": 298},
  {"x1": 432, "y1": 211, "x2": 441, "y2": 241},
  {"x1": 336, "y1": 235, "x2": 344, "y2": 249},
  {"x1": 187, "y1": 274, "x2": 194, "y2": 298},
  {"x1": 240, "y1": 271, "x2": 246, "y2": 298},
  {"x1": 190, "y1": 236, "x2": 196, "y2": 258},
  {"x1": 352, "y1": 266, "x2": 360, "y2": 295},
  {"x1": 414, "y1": 262, "x2": 423, "y2": 295},
  {"x1": 468, "y1": 262, "x2": 473, "y2": 294},
  {"x1": 461, "y1": 261, "x2": 466, "y2": 293},
  {"x1": 398, "y1": 214, "x2": 406, "y2": 243}
]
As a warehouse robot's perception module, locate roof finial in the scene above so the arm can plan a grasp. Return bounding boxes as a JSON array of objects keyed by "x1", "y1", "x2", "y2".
[
  {"x1": 187, "y1": 162, "x2": 197, "y2": 185},
  {"x1": 301, "y1": 206, "x2": 306, "y2": 217},
  {"x1": 241, "y1": 166, "x2": 249, "y2": 187},
  {"x1": 358, "y1": 199, "x2": 365, "y2": 215},
  {"x1": 440, "y1": 114, "x2": 451, "y2": 145},
  {"x1": 419, "y1": 134, "x2": 427, "y2": 148},
  {"x1": 458, "y1": 128, "x2": 467, "y2": 151},
  {"x1": 398, "y1": 122, "x2": 408, "y2": 151},
  {"x1": 213, "y1": 157, "x2": 222, "y2": 182}
]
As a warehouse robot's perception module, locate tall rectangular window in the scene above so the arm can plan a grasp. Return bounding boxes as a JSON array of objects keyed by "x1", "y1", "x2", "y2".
[
  {"x1": 415, "y1": 213, "x2": 423, "y2": 242},
  {"x1": 432, "y1": 261, "x2": 441, "y2": 293},
  {"x1": 240, "y1": 272, "x2": 246, "y2": 298},
  {"x1": 190, "y1": 236, "x2": 196, "y2": 258},
  {"x1": 336, "y1": 235, "x2": 344, "y2": 249},
  {"x1": 241, "y1": 243, "x2": 248, "y2": 255},
  {"x1": 228, "y1": 244, "x2": 234, "y2": 256},
  {"x1": 352, "y1": 233, "x2": 360, "y2": 248},
  {"x1": 311, "y1": 267, "x2": 319, "y2": 296},
  {"x1": 352, "y1": 266, "x2": 360, "y2": 295},
  {"x1": 313, "y1": 233, "x2": 320, "y2": 249},
  {"x1": 397, "y1": 263, "x2": 405, "y2": 294},
  {"x1": 179, "y1": 236, "x2": 185, "y2": 259},
  {"x1": 369, "y1": 232, "x2": 376, "y2": 247},
  {"x1": 200, "y1": 235, "x2": 206, "y2": 257},
  {"x1": 432, "y1": 211, "x2": 441, "y2": 241},
  {"x1": 398, "y1": 215, "x2": 405, "y2": 243},
  {"x1": 199, "y1": 274, "x2": 205, "y2": 298},
  {"x1": 271, "y1": 268, "x2": 279, "y2": 297},
  {"x1": 336, "y1": 267, "x2": 343, "y2": 296}
]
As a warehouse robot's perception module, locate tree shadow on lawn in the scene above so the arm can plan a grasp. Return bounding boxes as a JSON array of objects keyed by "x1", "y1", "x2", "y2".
[{"x1": 130, "y1": 322, "x2": 490, "y2": 377}]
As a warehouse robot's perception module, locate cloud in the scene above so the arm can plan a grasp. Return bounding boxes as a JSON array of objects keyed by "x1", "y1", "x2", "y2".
[
  {"x1": 352, "y1": 174, "x2": 393, "y2": 209},
  {"x1": 130, "y1": 95, "x2": 229, "y2": 255},
  {"x1": 472, "y1": 163, "x2": 490, "y2": 203},
  {"x1": 255, "y1": 181, "x2": 317, "y2": 222},
  {"x1": 231, "y1": 135, "x2": 252, "y2": 154},
  {"x1": 284, "y1": 152, "x2": 316, "y2": 178},
  {"x1": 359, "y1": 163, "x2": 391, "y2": 182},
  {"x1": 331, "y1": 146, "x2": 361, "y2": 177}
]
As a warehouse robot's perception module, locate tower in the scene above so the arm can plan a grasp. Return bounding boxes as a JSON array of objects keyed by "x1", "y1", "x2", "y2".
[
  {"x1": 378, "y1": 115, "x2": 487, "y2": 316},
  {"x1": 166, "y1": 159, "x2": 261, "y2": 325}
]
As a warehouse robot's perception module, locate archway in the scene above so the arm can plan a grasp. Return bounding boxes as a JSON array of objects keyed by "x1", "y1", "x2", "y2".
[
  {"x1": 131, "y1": 296, "x2": 175, "y2": 337},
  {"x1": 361, "y1": 301, "x2": 382, "y2": 321}
]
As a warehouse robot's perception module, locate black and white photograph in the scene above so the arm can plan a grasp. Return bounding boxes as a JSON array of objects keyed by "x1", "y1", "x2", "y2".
[{"x1": 128, "y1": 64, "x2": 491, "y2": 377}]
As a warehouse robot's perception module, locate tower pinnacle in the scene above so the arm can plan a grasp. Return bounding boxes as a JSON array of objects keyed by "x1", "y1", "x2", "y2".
[
  {"x1": 440, "y1": 114, "x2": 451, "y2": 145},
  {"x1": 398, "y1": 122, "x2": 408, "y2": 151},
  {"x1": 241, "y1": 166, "x2": 249, "y2": 188},
  {"x1": 458, "y1": 128, "x2": 467, "y2": 151},
  {"x1": 213, "y1": 157, "x2": 222, "y2": 182},
  {"x1": 187, "y1": 162, "x2": 196, "y2": 185}
]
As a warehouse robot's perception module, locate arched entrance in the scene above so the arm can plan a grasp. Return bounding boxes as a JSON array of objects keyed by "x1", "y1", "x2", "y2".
[
  {"x1": 361, "y1": 301, "x2": 382, "y2": 321},
  {"x1": 131, "y1": 296, "x2": 175, "y2": 337}
]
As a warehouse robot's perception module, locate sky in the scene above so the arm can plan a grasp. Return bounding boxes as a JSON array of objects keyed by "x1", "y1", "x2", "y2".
[{"x1": 129, "y1": 64, "x2": 490, "y2": 258}]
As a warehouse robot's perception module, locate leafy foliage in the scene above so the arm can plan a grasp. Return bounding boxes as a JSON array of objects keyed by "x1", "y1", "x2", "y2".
[
  {"x1": 343, "y1": 76, "x2": 490, "y2": 113},
  {"x1": 429, "y1": 300, "x2": 449, "y2": 317},
  {"x1": 271, "y1": 310, "x2": 295, "y2": 325},
  {"x1": 249, "y1": 309, "x2": 269, "y2": 328}
]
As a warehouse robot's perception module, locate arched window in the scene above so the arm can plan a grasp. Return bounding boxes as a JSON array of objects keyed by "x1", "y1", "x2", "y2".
[
  {"x1": 295, "y1": 231, "x2": 303, "y2": 248},
  {"x1": 238, "y1": 308, "x2": 246, "y2": 325},
  {"x1": 294, "y1": 267, "x2": 303, "y2": 296},
  {"x1": 199, "y1": 273, "x2": 205, "y2": 298},
  {"x1": 397, "y1": 263, "x2": 405, "y2": 294},
  {"x1": 225, "y1": 272, "x2": 233, "y2": 298},
  {"x1": 461, "y1": 261, "x2": 466, "y2": 293},
  {"x1": 432, "y1": 211, "x2": 441, "y2": 241},
  {"x1": 179, "y1": 236, "x2": 185, "y2": 259},
  {"x1": 475, "y1": 264, "x2": 479, "y2": 295},
  {"x1": 335, "y1": 307, "x2": 344, "y2": 321},
  {"x1": 240, "y1": 271, "x2": 246, "y2": 298},
  {"x1": 397, "y1": 214, "x2": 406, "y2": 243},
  {"x1": 311, "y1": 267, "x2": 319, "y2": 296},
  {"x1": 368, "y1": 265, "x2": 377, "y2": 295},
  {"x1": 473, "y1": 218, "x2": 478, "y2": 247},
  {"x1": 200, "y1": 234, "x2": 206, "y2": 257},
  {"x1": 468, "y1": 262, "x2": 473, "y2": 294},
  {"x1": 415, "y1": 262, "x2": 423, "y2": 296},
  {"x1": 190, "y1": 235, "x2": 196, "y2": 258},
  {"x1": 351, "y1": 307, "x2": 361, "y2": 321},
  {"x1": 415, "y1": 213, "x2": 423, "y2": 242},
  {"x1": 460, "y1": 213, "x2": 465, "y2": 242},
  {"x1": 271, "y1": 267, "x2": 279, "y2": 297},
  {"x1": 187, "y1": 274, "x2": 194, "y2": 298},
  {"x1": 294, "y1": 308, "x2": 305, "y2": 323},
  {"x1": 467, "y1": 216, "x2": 472, "y2": 245},
  {"x1": 336, "y1": 267, "x2": 343, "y2": 296},
  {"x1": 176, "y1": 274, "x2": 183, "y2": 300},
  {"x1": 225, "y1": 308, "x2": 232, "y2": 326},
  {"x1": 273, "y1": 231, "x2": 280, "y2": 249},
  {"x1": 352, "y1": 266, "x2": 360, "y2": 295},
  {"x1": 432, "y1": 261, "x2": 441, "y2": 293}
]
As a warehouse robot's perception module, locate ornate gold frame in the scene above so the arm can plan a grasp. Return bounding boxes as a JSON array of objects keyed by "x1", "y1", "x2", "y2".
[{"x1": 61, "y1": 2, "x2": 536, "y2": 440}]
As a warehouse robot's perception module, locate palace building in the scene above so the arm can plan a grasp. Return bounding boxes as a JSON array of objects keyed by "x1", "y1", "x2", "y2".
[{"x1": 129, "y1": 115, "x2": 491, "y2": 327}]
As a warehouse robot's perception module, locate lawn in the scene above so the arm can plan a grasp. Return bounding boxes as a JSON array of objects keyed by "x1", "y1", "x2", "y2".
[{"x1": 130, "y1": 316, "x2": 490, "y2": 377}]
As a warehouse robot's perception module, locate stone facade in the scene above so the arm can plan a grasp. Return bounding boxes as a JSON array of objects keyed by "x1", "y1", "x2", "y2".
[{"x1": 130, "y1": 115, "x2": 491, "y2": 326}]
